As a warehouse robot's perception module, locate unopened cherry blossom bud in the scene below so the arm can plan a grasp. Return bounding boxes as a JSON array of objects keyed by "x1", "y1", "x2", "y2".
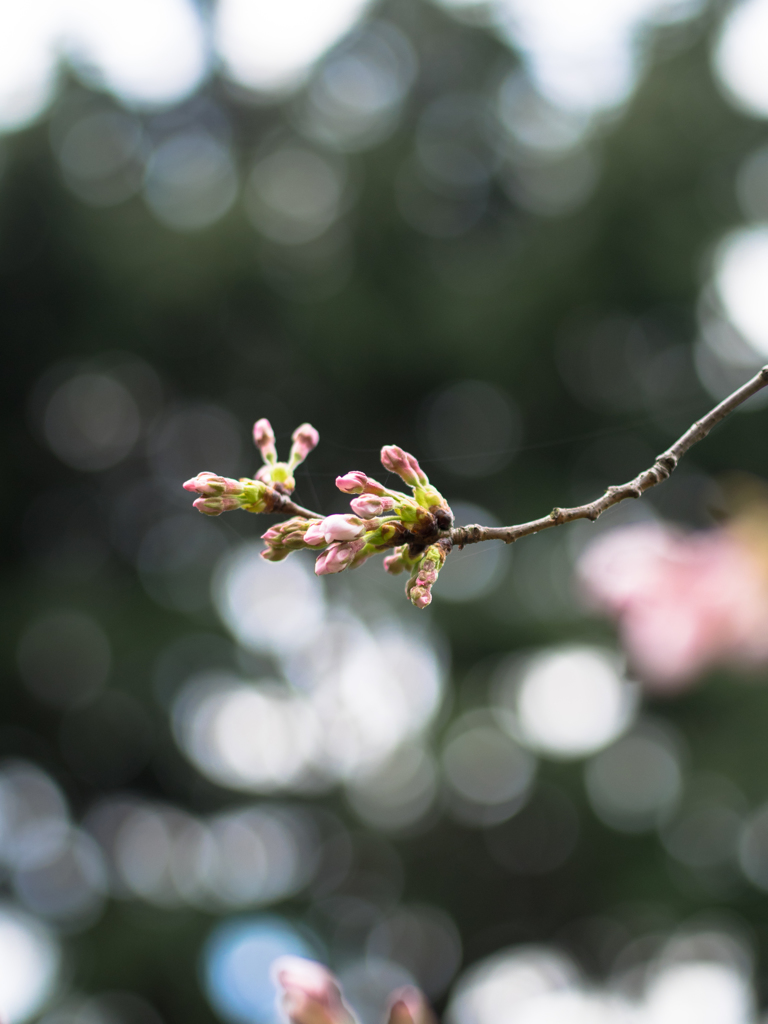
[
  {"x1": 261, "y1": 517, "x2": 326, "y2": 561},
  {"x1": 383, "y1": 545, "x2": 421, "y2": 575},
  {"x1": 289, "y1": 423, "x2": 320, "y2": 468},
  {"x1": 193, "y1": 495, "x2": 240, "y2": 516},
  {"x1": 304, "y1": 521, "x2": 328, "y2": 547},
  {"x1": 350, "y1": 495, "x2": 396, "y2": 517},
  {"x1": 272, "y1": 956, "x2": 356, "y2": 1024},
  {"x1": 323, "y1": 514, "x2": 366, "y2": 542},
  {"x1": 380, "y1": 446, "x2": 426, "y2": 487},
  {"x1": 184, "y1": 474, "x2": 272, "y2": 515},
  {"x1": 183, "y1": 472, "x2": 243, "y2": 497},
  {"x1": 315, "y1": 539, "x2": 366, "y2": 575},
  {"x1": 335, "y1": 472, "x2": 389, "y2": 496},
  {"x1": 253, "y1": 418, "x2": 277, "y2": 464},
  {"x1": 406, "y1": 542, "x2": 448, "y2": 609},
  {"x1": 387, "y1": 988, "x2": 436, "y2": 1024}
]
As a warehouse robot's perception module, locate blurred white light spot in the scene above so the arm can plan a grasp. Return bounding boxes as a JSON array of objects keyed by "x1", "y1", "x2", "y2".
[
  {"x1": 497, "y1": 71, "x2": 590, "y2": 154},
  {"x1": 713, "y1": 0, "x2": 768, "y2": 119},
  {"x1": 144, "y1": 131, "x2": 238, "y2": 231},
  {"x1": 442, "y1": 712, "x2": 536, "y2": 824},
  {"x1": 492, "y1": 0, "x2": 705, "y2": 116},
  {"x1": 56, "y1": 109, "x2": 145, "y2": 207},
  {"x1": 0, "y1": 903, "x2": 60, "y2": 1024},
  {"x1": 64, "y1": 0, "x2": 208, "y2": 108},
  {"x1": 0, "y1": 1, "x2": 58, "y2": 133},
  {"x1": 737, "y1": 802, "x2": 768, "y2": 891},
  {"x1": 584, "y1": 721, "x2": 683, "y2": 832},
  {"x1": 0, "y1": 762, "x2": 70, "y2": 870},
  {"x1": 644, "y1": 961, "x2": 753, "y2": 1024},
  {"x1": 173, "y1": 675, "x2": 321, "y2": 793},
  {"x1": 214, "y1": 0, "x2": 371, "y2": 94},
  {"x1": 214, "y1": 544, "x2": 325, "y2": 656},
  {"x1": 208, "y1": 806, "x2": 315, "y2": 907},
  {"x1": 12, "y1": 827, "x2": 107, "y2": 925},
  {"x1": 43, "y1": 372, "x2": 141, "y2": 471},
  {"x1": 202, "y1": 915, "x2": 317, "y2": 1024},
  {"x1": 494, "y1": 646, "x2": 638, "y2": 759},
  {"x1": 447, "y1": 946, "x2": 580, "y2": 1024},
  {"x1": 345, "y1": 743, "x2": 438, "y2": 831},
  {"x1": 245, "y1": 146, "x2": 347, "y2": 245},
  {"x1": 17, "y1": 609, "x2": 110, "y2": 709},
  {"x1": 714, "y1": 226, "x2": 768, "y2": 360},
  {"x1": 301, "y1": 23, "x2": 417, "y2": 152}
]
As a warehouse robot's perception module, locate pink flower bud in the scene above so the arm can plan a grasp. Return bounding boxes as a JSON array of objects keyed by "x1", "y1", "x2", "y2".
[
  {"x1": 387, "y1": 988, "x2": 435, "y2": 1024},
  {"x1": 350, "y1": 495, "x2": 396, "y2": 517},
  {"x1": 383, "y1": 549, "x2": 408, "y2": 575},
  {"x1": 380, "y1": 446, "x2": 427, "y2": 488},
  {"x1": 272, "y1": 956, "x2": 355, "y2": 1024},
  {"x1": 253, "y1": 418, "x2": 277, "y2": 463},
  {"x1": 405, "y1": 543, "x2": 447, "y2": 608},
  {"x1": 315, "y1": 539, "x2": 366, "y2": 575},
  {"x1": 323, "y1": 514, "x2": 365, "y2": 542},
  {"x1": 304, "y1": 521, "x2": 328, "y2": 547},
  {"x1": 183, "y1": 472, "x2": 243, "y2": 497},
  {"x1": 289, "y1": 423, "x2": 320, "y2": 466},
  {"x1": 192, "y1": 495, "x2": 239, "y2": 516},
  {"x1": 335, "y1": 472, "x2": 390, "y2": 496},
  {"x1": 335, "y1": 472, "x2": 369, "y2": 494}
]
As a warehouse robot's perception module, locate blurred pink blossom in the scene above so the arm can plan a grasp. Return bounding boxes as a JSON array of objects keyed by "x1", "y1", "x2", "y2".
[
  {"x1": 577, "y1": 521, "x2": 768, "y2": 689},
  {"x1": 272, "y1": 957, "x2": 355, "y2": 1024},
  {"x1": 387, "y1": 987, "x2": 436, "y2": 1024}
]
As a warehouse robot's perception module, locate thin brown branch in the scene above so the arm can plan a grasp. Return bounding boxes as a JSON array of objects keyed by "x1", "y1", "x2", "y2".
[
  {"x1": 271, "y1": 493, "x2": 324, "y2": 519},
  {"x1": 449, "y1": 365, "x2": 768, "y2": 548}
]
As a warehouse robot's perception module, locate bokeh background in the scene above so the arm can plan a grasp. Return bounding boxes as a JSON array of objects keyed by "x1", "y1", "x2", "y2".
[{"x1": 4, "y1": 0, "x2": 768, "y2": 1021}]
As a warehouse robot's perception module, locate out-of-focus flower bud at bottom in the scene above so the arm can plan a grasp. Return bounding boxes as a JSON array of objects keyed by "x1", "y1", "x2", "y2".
[
  {"x1": 387, "y1": 987, "x2": 437, "y2": 1024},
  {"x1": 272, "y1": 957, "x2": 356, "y2": 1024},
  {"x1": 577, "y1": 520, "x2": 768, "y2": 688}
]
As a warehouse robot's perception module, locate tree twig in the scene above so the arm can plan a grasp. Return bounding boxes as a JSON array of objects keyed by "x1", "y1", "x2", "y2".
[
  {"x1": 449, "y1": 365, "x2": 768, "y2": 548},
  {"x1": 271, "y1": 492, "x2": 324, "y2": 520}
]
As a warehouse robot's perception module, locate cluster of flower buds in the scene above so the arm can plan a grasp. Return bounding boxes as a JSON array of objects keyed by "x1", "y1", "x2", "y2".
[
  {"x1": 253, "y1": 419, "x2": 319, "y2": 493},
  {"x1": 182, "y1": 472, "x2": 273, "y2": 516},
  {"x1": 183, "y1": 419, "x2": 319, "y2": 516},
  {"x1": 184, "y1": 419, "x2": 455, "y2": 608},
  {"x1": 272, "y1": 956, "x2": 435, "y2": 1024}
]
